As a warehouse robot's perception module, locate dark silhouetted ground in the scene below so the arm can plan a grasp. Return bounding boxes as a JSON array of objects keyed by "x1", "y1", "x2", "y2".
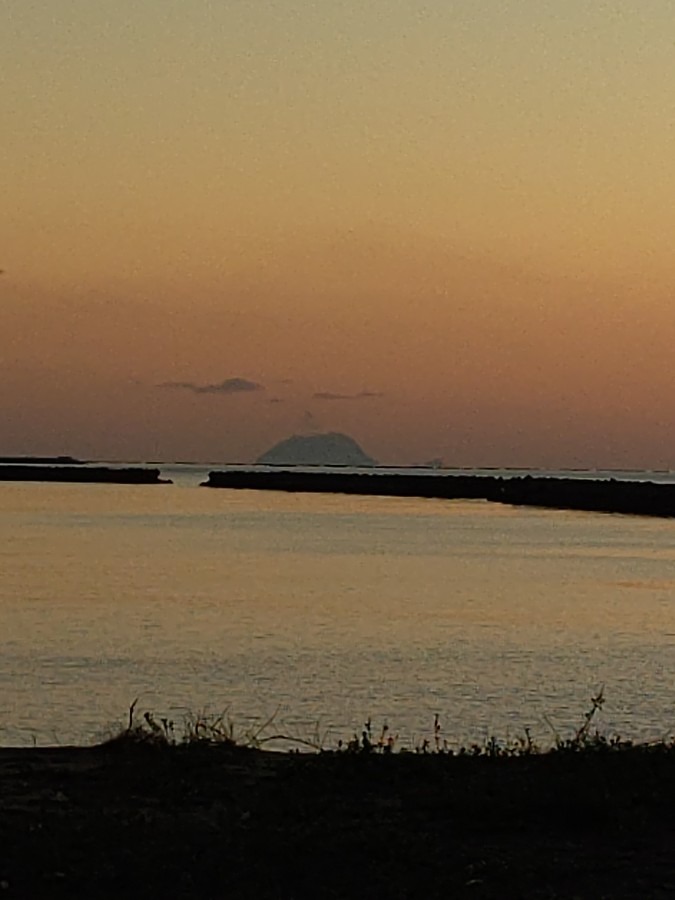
[{"x1": 1, "y1": 743, "x2": 673, "y2": 898}]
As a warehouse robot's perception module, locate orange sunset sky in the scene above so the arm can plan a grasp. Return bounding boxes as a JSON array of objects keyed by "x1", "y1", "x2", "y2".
[{"x1": 2, "y1": 1, "x2": 675, "y2": 467}]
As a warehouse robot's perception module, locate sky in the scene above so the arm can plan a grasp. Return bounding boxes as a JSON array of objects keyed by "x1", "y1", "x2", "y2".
[{"x1": 2, "y1": 0, "x2": 675, "y2": 466}]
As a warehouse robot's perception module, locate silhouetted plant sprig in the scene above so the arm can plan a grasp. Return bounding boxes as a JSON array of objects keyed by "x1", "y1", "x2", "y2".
[
  {"x1": 104, "y1": 689, "x2": 672, "y2": 758},
  {"x1": 108, "y1": 701, "x2": 327, "y2": 752}
]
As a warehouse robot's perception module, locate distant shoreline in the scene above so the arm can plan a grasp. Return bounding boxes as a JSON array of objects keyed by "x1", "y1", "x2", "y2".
[{"x1": 202, "y1": 469, "x2": 675, "y2": 518}]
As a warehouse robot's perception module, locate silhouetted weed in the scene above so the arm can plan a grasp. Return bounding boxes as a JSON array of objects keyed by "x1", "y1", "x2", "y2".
[{"x1": 101, "y1": 689, "x2": 674, "y2": 760}]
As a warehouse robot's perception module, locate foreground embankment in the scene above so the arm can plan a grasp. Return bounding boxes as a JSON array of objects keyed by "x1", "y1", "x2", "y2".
[
  {"x1": 0, "y1": 465, "x2": 170, "y2": 484},
  {"x1": 203, "y1": 470, "x2": 675, "y2": 516},
  {"x1": 0, "y1": 742, "x2": 673, "y2": 899}
]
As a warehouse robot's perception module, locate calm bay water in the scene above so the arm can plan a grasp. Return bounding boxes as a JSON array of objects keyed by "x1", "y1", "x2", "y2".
[{"x1": 1, "y1": 470, "x2": 674, "y2": 747}]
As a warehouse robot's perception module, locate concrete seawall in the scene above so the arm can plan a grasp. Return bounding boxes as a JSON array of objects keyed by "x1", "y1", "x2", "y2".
[{"x1": 202, "y1": 470, "x2": 675, "y2": 517}]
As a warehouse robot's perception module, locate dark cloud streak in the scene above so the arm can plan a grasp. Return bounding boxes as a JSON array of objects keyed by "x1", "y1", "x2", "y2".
[
  {"x1": 159, "y1": 377, "x2": 264, "y2": 395},
  {"x1": 313, "y1": 390, "x2": 383, "y2": 401}
]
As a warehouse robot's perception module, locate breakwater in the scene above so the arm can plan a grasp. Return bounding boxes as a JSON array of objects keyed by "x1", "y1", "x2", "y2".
[
  {"x1": 0, "y1": 455, "x2": 85, "y2": 465},
  {"x1": 202, "y1": 470, "x2": 675, "y2": 517},
  {"x1": 0, "y1": 465, "x2": 170, "y2": 485}
]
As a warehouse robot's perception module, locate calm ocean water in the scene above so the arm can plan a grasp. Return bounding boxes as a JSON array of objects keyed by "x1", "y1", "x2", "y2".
[{"x1": 1, "y1": 466, "x2": 674, "y2": 747}]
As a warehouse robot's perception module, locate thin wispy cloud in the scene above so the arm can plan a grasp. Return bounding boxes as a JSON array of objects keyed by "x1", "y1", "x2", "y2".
[
  {"x1": 313, "y1": 390, "x2": 383, "y2": 401},
  {"x1": 159, "y1": 377, "x2": 264, "y2": 395}
]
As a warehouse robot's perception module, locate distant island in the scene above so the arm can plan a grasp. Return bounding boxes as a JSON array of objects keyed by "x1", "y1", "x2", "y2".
[{"x1": 256, "y1": 432, "x2": 376, "y2": 467}]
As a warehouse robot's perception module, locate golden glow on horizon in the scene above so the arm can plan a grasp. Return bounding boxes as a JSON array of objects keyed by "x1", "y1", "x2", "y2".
[{"x1": 2, "y1": 1, "x2": 675, "y2": 465}]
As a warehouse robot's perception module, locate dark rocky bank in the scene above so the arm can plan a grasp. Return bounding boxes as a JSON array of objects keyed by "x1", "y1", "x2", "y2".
[
  {"x1": 203, "y1": 470, "x2": 675, "y2": 517},
  {"x1": 0, "y1": 743, "x2": 673, "y2": 899}
]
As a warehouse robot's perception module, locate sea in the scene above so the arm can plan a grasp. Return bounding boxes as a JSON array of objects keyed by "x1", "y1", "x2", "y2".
[{"x1": 1, "y1": 464, "x2": 674, "y2": 749}]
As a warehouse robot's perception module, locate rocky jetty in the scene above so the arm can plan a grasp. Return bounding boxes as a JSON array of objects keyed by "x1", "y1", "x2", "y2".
[
  {"x1": 0, "y1": 455, "x2": 85, "y2": 464},
  {"x1": 256, "y1": 432, "x2": 376, "y2": 467},
  {"x1": 0, "y1": 465, "x2": 171, "y2": 485},
  {"x1": 202, "y1": 470, "x2": 675, "y2": 517}
]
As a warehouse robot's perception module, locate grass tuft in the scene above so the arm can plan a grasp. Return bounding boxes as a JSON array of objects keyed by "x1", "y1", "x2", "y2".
[{"x1": 99, "y1": 688, "x2": 674, "y2": 759}]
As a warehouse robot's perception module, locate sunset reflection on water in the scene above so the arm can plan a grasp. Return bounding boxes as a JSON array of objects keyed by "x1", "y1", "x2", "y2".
[{"x1": 1, "y1": 480, "x2": 674, "y2": 747}]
